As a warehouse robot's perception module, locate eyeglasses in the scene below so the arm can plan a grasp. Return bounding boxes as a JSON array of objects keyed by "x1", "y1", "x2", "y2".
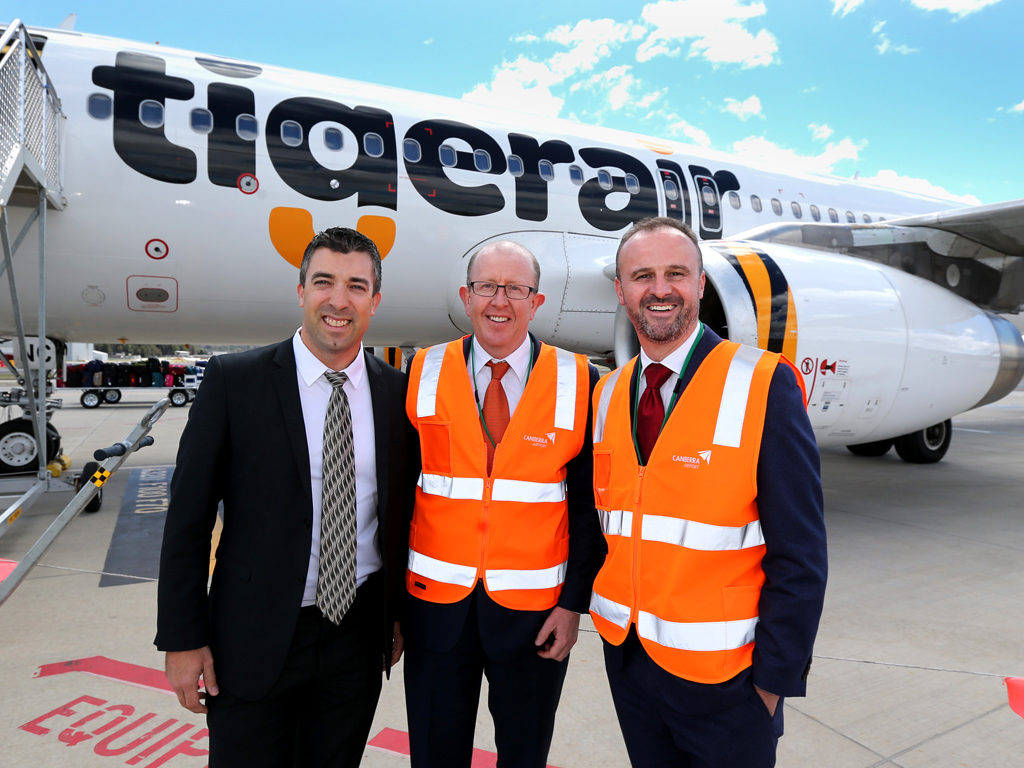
[{"x1": 467, "y1": 281, "x2": 537, "y2": 300}]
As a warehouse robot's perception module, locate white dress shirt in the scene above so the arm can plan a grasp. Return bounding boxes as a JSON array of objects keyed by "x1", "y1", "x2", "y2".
[
  {"x1": 638, "y1": 323, "x2": 703, "y2": 411},
  {"x1": 293, "y1": 330, "x2": 381, "y2": 606},
  {"x1": 468, "y1": 335, "x2": 533, "y2": 414}
]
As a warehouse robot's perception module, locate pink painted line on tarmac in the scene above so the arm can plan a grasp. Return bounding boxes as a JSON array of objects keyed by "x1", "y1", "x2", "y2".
[
  {"x1": 35, "y1": 656, "x2": 175, "y2": 696},
  {"x1": 368, "y1": 727, "x2": 560, "y2": 767}
]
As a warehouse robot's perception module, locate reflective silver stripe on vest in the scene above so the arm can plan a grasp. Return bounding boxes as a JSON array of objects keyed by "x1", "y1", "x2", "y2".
[
  {"x1": 492, "y1": 478, "x2": 566, "y2": 503},
  {"x1": 554, "y1": 348, "x2": 578, "y2": 431},
  {"x1": 417, "y1": 473, "x2": 484, "y2": 500},
  {"x1": 641, "y1": 515, "x2": 764, "y2": 551},
  {"x1": 593, "y1": 365, "x2": 626, "y2": 443},
  {"x1": 599, "y1": 508, "x2": 634, "y2": 537},
  {"x1": 415, "y1": 344, "x2": 448, "y2": 418},
  {"x1": 590, "y1": 590, "x2": 631, "y2": 629},
  {"x1": 419, "y1": 473, "x2": 565, "y2": 503},
  {"x1": 408, "y1": 549, "x2": 478, "y2": 587},
  {"x1": 485, "y1": 560, "x2": 567, "y2": 592},
  {"x1": 637, "y1": 611, "x2": 758, "y2": 652},
  {"x1": 713, "y1": 345, "x2": 765, "y2": 448}
]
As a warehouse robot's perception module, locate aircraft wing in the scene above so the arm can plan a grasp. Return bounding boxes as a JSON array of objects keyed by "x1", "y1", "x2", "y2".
[{"x1": 734, "y1": 198, "x2": 1024, "y2": 313}]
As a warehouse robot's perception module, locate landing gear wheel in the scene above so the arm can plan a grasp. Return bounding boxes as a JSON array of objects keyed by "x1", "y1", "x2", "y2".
[
  {"x1": 0, "y1": 418, "x2": 62, "y2": 474},
  {"x1": 75, "y1": 460, "x2": 103, "y2": 513},
  {"x1": 103, "y1": 389, "x2": 122, "y2": 404},
  {"x1": 81, "y1": 390, "x2": 101, "y2": 409},
  {"x1": 169, "y1": 389, "x2": 188, "y2": 407},
  {"x1": 846, "y1": 438, "x2": 894, "y2": 457},
  {"x1": 893, "y1": 420, "x2": 952, "y2": 464}
]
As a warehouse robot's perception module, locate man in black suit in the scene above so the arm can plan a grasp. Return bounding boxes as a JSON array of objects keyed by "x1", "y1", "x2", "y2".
[
  {"x1": 402, "y1": 241, "x2": 605, "y2": 768},
  {"x1": 156, "y1": 227, "x2": 408, "y2": 768}
]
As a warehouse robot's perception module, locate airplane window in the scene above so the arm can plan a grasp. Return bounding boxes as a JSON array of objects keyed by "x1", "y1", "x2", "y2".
[
  {"x1": 701, "y1": 183, "x2": 716, "y2": 208},
  {"x1": 791, "y1": 201, "x2": 803, "y2": 219},
  {"x1": 810, "y1": 204, "x2": 821, "y2": 222},
  {"x1": 569, "y1": 165, "x2": 584, "y2": 185},
  {"x1": 364, "y1": 133, "x2": 385, "y2": 158},
  {"x1": 771, "y1": 198, "x2": 783, "y2": 216},
  {"x1": 139, "y1": 99, "x2": 164, "y2": 129},
  {"x1": 403, "y1": 139, "x2": 422, "y2": 163},
  {"x1": 878, "y1": 216, "x2": 886, "y2": 222},
  {"x1": 597, "y1": 170, "x2": 613, "y2": 191},
  {"x1": 507, "y1": 154, "x2": 524, "y2": 177},
  {"x1": 664, "y1": 178, "x2": 680, "y2": 201},
  {"x1": 190, "y1": 108, "x2": 213, "y2": 134},
  {"x1": 473, "y1": 149, "x2": 492, "y2": 173},
  {"x1": 236, "y1": 114, "x2": 258, "y2": 141},
  {"x1": 439, "y1": 144, "x2": 457, "y2": 168},
  {"x1": 324, "y1": 127, "x2": 344, "y2": 151},
  {"x1": 845, "y1": 210, "x2": 855, "y2": 223},
  {"x1": 280, "y1": 120, "x2": 303, "y2": 147},
  {"x1": 538, "y1": 160, "x2": 555, "y2": 181},
  {"x1": 625, "y1": 173, "x2": 640, "y2": 195},
  {"x1": 862, "y1": 213, "x2": 872, "y2": 223},
  {"x1": 87, "y1": 93, "x2": 112, "y2": 120},
  {"x1": 828, "y1": 207, "x2": 839, "y2": 223},
  {"x1": 727, "y1": 191, "x2": 741, "y2": 210},
  {"x1": 750, "y1": 194, "x2": 762, "y2": 213}
]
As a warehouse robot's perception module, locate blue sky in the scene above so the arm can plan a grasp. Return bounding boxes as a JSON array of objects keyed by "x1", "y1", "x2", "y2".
[{"x1": 20, "y1": 0, "x2": 1024, "y2": 205}]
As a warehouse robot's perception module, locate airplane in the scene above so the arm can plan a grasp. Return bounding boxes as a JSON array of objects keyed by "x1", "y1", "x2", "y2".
[{"x1": 1, "y1": 18, "x2": 1023, "y2": 475}]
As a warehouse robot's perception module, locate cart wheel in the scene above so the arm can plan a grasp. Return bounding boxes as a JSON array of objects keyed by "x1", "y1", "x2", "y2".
[
  {"x1": 169, "y1": 389, "x2": 189, "y2": 407},
  {"x1": 80, "y1": 390, "x2": 102, "y2": 409},
  {"x1": 75, "y1": 460, "x2": 104, "y2": 513},
  {"x1": 103, "y1": 389, "x2": 122, "y2": 404}
]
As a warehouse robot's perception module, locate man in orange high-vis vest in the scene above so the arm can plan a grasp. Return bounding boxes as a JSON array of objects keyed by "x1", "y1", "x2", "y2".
[
  {"x1": 591, "y1": 217, "x2": 827, "y2": 768},
  {"x1": 403, "y1": 240, "x2": 605, "y2": 768}
]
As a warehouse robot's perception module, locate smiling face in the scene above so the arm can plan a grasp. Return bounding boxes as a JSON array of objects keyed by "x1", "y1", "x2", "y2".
[
  {"x1": 459, "y1": 243, "x2": 545, "y2": 360},
  {"x1": 297, "y1": 246, "x2": 381, "y2": 370},
  {"x1": 615, "y1": 227, "x2": 705, "y2": 362}
]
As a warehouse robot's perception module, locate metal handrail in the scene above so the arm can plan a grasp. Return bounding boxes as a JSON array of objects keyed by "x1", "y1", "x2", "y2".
[{"x1": 0, "y1": 398, "x2": 171, "y2": 607}]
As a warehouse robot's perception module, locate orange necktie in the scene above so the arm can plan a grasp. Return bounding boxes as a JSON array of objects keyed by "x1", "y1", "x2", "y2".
[{"x1": 483, "y1": 360, "x2": 510, "y2": 474}]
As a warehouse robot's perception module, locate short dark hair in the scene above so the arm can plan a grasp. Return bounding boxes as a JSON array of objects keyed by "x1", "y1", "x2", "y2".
[
  {"x1": 299, "y1": 227, "x2": 382, "y2": 294},
  {"x1": 466, "y1": 240, "x2": 541, "y2": 288},
  {"x1": 615, "y1": 217, "x2": 702, "y2": 278}
]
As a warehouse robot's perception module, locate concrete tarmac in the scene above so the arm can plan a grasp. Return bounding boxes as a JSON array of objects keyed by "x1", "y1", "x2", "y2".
[{"x1": 1, "y1": 385, "x2": 1022, "y2": 767}]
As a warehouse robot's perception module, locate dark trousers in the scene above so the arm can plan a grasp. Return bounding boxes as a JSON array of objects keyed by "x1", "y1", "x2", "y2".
[
  {"x1": 604, "y1": 629, "x2": 783, "y2": 768},
  {"x1": 404, "y1": 592, "x2": 569, "y2": 768},
  {"x1": 206, "y1": 573, "x2": 385, "y2": 768}
]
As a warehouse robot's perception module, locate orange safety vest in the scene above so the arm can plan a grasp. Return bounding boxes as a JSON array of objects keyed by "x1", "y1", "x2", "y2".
[
  {"x1": 406, "y1": 337, "x2": 589, "y2": 610},
  {"x1": 590, "y1": 340, "x2": 794, "y2": 683}
]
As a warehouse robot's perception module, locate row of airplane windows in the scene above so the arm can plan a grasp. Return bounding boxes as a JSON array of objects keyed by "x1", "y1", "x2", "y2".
[{"x1": 87, "y1": 92, "x2": 882, "y2": 224}]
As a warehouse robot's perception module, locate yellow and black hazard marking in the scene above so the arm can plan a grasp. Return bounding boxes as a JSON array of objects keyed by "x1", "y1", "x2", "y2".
[
  {"x1": 90, "y1": 469, "x2": 112, "y2": 488},
  {"x1": 710, "y1": 243, "x2": 798, "y2": 361}
]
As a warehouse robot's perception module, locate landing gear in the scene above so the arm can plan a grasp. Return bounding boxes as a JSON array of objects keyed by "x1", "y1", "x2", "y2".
[
  {"x1": 0, "y1": 418, "x2": 62, "y2": 474},
  {"x1": 893, "y1": 420, "x2": 952, "y2": 464},
  {"x1": 846, "y1": 438, "x2": 895, "y2": 457}
]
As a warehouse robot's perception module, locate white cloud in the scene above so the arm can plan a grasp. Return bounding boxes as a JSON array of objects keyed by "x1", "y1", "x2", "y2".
[
  {"x1": 545, "y1": 18, "x2": 645, "y2": 79},
  {"x1": 423, "y1": 38, "x2": 434, "y2": 46},
  {"x1": 907, "y1": 0, "x2": 1002, "y2": 18},
  {"x1": 809, "y1": 122, "x2": 834, "y2": 141},
  {"x1": 859, "y1": 169, "x2": 981, "y2": 204},
  {"x1": 1009, "y1": 100, "x2": 1024, "y2": 113},
  {"x1": 583, "y1": 65, "x2": 638, "y2": 110},
  {"x1": 873, "y1": 21, "x2": 917, "y2": 55},
  {"x1": 636, "y1": 89, "x2": 665, "y2": 108},
  {"x1": 656, "y1": 112, "x2": 712, "y2": 146},
  {"x1": 723, "y1": 95, "x2": 763, "y2": 120},
  {"x1": 730, "y1": 135, "x2": 865, "y2": 175},
  {"x1": 636, "y1": 0, "x2": 779, "y2": 68},
  {"x1": 832, "y1": 0, "x2": 865, "y2": 15},
  {"x1": 462, "y1": 57, "x2": 565, "y2": 118},
  {"x1": 513, "y1": 33, "x2": 540, "y2": 43}
]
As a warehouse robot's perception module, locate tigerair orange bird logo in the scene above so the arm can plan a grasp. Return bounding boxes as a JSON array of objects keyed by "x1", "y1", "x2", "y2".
[{"x1": 268, "y1": 207, "x2": 396, "y2": 267}]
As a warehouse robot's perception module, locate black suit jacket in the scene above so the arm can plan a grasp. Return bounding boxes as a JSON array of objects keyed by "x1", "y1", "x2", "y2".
[
  {"x1": 404, "y1": 334, "x2": 606, "y2": 657},
  {"x1": 155, "y1": 339, "x2": 409, "y2": 700},
  {"x1": 612, "y1": 327, "x2": 827, "y2": 700}
]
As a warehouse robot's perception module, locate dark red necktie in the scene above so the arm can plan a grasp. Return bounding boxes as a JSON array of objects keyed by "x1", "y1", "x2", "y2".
[{"x1": 636, "y1": 363, "x2": 672, "y2": 464}]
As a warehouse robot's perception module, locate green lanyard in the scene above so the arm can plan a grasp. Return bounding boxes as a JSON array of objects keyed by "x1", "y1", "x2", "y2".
[
  {"x1": 631, "y1": 323, "x2": 704, "y2": 461},
  {"x1": 470, "y1": 336, "x2": 535, "y2": 449}
]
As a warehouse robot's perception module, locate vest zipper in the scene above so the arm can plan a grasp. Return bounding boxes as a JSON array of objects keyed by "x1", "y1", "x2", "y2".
[
  {"x1": 481, "y1": 477, "x2": 493, "y2": 587},
  {"x1": 632, "y1": 465, "x2": 645, "y2": 626}
]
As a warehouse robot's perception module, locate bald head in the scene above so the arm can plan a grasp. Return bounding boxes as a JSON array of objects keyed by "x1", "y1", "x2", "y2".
[{"x1": 467, "y1": 240, "x2": 541, "y2": 288}]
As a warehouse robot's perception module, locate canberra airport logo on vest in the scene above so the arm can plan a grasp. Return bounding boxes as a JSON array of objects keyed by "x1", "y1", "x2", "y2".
[
  {"x1": 672, "y1": 450, "x2": 712, "y2": 468},
  {"x1": 523, "y1": 432, "x2": 557, "y2": 447}
]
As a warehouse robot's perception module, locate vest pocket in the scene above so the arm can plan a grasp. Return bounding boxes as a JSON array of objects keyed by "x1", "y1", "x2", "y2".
[
  {"x1": 593, "y1": 448, "x2": 612, "y2": 508},
  {"x1": 419, "y1": 421, "x2": 452, "y2": 475}
]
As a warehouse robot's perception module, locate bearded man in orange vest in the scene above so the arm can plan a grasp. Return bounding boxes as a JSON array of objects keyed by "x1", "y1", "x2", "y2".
[
  {"x1": 590, "y1": 217, "x2": 828, "y2": 767},
  {"x1": 403, "y1": 240, "x2": 605, "y2": 768}
]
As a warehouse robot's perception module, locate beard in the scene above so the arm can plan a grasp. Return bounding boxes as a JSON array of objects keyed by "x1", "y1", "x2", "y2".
[{"x1": 627, "y1": 297, "x2": 698, "y2": 345}]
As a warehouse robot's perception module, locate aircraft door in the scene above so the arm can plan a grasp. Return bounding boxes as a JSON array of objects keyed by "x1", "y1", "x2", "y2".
[
  {"x1": 655, "y1": 159, "x2": 691, "y2": 227},
  {"x1": 692, "y1": 174, "x2": 723, "y2": 238}
]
